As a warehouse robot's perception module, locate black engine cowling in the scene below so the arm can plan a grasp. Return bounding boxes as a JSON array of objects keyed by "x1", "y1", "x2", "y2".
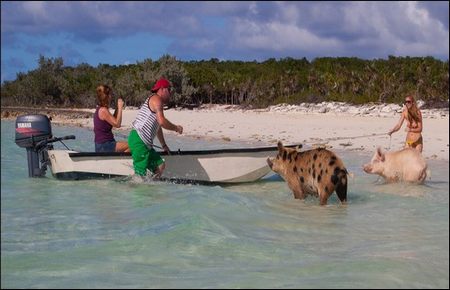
[
  {"x1": 15, "y1": 114, "x2": 52, "y2": 148},
  {"x1": 15, "y1": 114, "x2": 53, "y2": 177}
]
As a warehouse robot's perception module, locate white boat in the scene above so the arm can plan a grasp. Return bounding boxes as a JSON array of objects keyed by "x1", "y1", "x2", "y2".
[
  {"x1": 47, "y1": 146, "x2": 283, "y2": 183},
  {"x1": 14, "y1": 114, "x2": 292, "y2": 184}
]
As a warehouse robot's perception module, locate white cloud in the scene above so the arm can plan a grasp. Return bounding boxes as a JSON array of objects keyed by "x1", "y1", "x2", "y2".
[
  {"x1": 1, "y1": 1, "x2": 448, "y2": 74},
  {"x1": 232, "y1": 19, "x2": 340, "y2": 53},
  {"x1": 22, "y1": 1, "x2": 48, "y2": 20}
]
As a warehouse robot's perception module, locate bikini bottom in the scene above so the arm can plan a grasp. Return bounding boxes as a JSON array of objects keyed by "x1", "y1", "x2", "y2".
[{"x1": 406, "y1": 136, "x2": 423, "y2": 148}]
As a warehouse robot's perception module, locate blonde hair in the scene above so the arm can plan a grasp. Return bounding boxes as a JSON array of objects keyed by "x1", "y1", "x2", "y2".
[
  {"x1": 96, "y1": 85, "x2": 111, "y2": 107},
  {"x1": 405, "y1": 95, "x2": 421, "y2": 124}
]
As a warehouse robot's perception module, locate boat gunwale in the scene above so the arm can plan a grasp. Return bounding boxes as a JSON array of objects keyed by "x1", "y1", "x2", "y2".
[{"x1": 66, "y1": 144, "x2": 299, "y2": 158}]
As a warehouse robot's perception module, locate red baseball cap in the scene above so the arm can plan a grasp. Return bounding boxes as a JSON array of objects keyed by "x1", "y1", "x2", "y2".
[{"x1": 151, "y1": 78, "x2": 171, "y2": 92}]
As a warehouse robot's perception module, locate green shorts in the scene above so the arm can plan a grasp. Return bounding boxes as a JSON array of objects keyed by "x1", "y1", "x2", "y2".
[{"x1": 128, "y1": 129, "x2": 164, "y2": 176}]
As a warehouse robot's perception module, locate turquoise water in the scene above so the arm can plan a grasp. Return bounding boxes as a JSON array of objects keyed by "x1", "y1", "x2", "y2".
[{"x1": 1, "y1": 120, "x2": 448, "y2": 288}]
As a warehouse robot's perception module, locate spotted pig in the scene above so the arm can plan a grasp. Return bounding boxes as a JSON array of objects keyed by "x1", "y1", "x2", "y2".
[{"x1": 267, "y1": 141, "x2": 348, "y2": 205}]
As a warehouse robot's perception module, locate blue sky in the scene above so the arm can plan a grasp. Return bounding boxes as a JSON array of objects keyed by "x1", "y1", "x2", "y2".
[{"x1": 1, "y1": 1, "x2": 449, "y2": 83}]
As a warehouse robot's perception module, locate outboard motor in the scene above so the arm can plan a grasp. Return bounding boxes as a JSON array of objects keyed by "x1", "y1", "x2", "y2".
[
  {"x1": 15, "y1": 114, "x2": 75, "y2": 177},
  {"x1": 15, "y1": 114, "x2": 53, "y2": 177}
]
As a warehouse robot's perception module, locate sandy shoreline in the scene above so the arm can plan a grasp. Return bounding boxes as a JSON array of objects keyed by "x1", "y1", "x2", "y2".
[{"x1": 2, "y1": 104, "x2": 448, "y2": 161}]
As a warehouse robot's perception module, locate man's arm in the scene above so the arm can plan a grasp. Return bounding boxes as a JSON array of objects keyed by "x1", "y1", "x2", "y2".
[
  {"x1": 156, "y1": 127, "x2": 170, "y2": 153},
  {"x1": 150, "y1": 97, "x2": 182, "y2": 133}
]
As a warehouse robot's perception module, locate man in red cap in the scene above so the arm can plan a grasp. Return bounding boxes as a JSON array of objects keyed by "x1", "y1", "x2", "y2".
[{"x1": 128, "y1": 77, "x2": 183, "y2": 178}]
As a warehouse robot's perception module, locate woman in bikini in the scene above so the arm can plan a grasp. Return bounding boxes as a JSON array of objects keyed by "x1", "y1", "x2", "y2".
[{"x1": 388, "y1": 95, "x2": 423, "y2": 153}]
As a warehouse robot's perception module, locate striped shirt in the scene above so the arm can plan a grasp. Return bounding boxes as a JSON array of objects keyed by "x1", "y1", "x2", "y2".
[{"x1": 132, "y1": 96, "x2": 160, "y2": 149}]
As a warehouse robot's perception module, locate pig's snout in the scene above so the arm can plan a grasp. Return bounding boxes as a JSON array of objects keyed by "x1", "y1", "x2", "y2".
[
  {"x1": 363, "y1": 163, "x2": 372, "y2": 173},
  {"x1": 267, "y1": 157, "x2": 273, "y2": 169}
]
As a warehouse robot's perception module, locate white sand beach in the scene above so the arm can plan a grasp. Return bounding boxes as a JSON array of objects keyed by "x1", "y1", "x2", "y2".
[{"x1": 51, "y1": 103, "x2": 449, "y2": 161}]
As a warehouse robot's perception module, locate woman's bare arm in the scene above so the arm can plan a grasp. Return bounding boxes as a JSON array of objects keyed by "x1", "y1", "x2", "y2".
[
  {"x1": 99, "y1": 106, "x2": 123, "y2": 128},
  {"x1": 388, "y1": 110, "x2": 406, "y2": 135}
]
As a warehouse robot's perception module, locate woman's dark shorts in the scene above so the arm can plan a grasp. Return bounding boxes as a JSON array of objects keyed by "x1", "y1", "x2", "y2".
[{"x1": 95, "y1": 140, "x2": 116, "y2": 152}]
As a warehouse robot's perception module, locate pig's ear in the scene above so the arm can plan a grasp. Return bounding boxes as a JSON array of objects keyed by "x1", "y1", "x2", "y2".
[
  {"x1": 377, "y1": 147, "x2": 385, "y2": 162},
  {"x1": 277, "y1": 141, "x2": 284, "y2": 153}
]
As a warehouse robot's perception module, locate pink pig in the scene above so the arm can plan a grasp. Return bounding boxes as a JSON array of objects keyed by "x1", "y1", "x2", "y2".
[{"x1": 363, "y1": 147, "x2": 427, "y2": 183}]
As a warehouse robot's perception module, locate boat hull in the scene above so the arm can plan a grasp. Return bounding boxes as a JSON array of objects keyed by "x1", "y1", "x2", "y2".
[{"x1": 47, "y1": 146, "x2": 289, "y2": 184}]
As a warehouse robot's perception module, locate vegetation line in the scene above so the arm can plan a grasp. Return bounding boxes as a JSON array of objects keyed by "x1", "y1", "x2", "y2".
[{"x1": 1, "y1": 54, "x2": 448, "y2": 109}]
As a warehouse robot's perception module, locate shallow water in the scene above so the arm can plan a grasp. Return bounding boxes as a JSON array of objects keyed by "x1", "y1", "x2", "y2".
[{"x1": 1, "y1": 120, "x2": 448, "y2": 288}]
